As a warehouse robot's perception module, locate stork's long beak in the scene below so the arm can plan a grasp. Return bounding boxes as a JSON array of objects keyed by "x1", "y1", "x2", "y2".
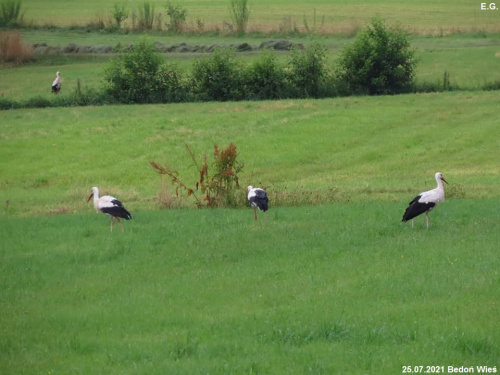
[
  {"x1": 441, "y1": 177, "x2": 448, "y2": 184},
  {"x1": 87, "y1": 193, "x2": 94, "y2": 203}
]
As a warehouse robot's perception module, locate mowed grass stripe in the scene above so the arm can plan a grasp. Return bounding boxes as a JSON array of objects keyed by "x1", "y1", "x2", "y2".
[{"x1": 1, "y1": 91, "x2": 499, "y2": 216}]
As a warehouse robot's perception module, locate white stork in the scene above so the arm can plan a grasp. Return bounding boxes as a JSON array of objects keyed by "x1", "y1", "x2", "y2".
[
  {"x1": 87, "y1": 187, "x2": 132, "y2": 232},
  {"x1": 51, "y1": 71, "x2": 61, "y2": 93},
  {"x1": 402, "y1": 172, "x2": 448, "y2": 229},
  {"x1": 247, "y1": 186, "x2": 269, "y2": 221}
]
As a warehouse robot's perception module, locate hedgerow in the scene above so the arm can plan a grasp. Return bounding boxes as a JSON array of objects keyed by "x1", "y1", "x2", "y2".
[
  {"x1": 190, "y1": 48, "x2": 246, "y2": 102},
  {"x1": 2, "y1": 18, "x2": 497, "y2": 111},
  {"x1": 104, "y1": 37, "x2": 184, "y2": 103}
]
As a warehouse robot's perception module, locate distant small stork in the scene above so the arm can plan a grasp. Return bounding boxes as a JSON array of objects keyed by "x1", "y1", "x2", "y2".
[
  {"x1": 51, "y1": 71, "x2": 61, "y2": 93},
  {"x1": 247, "y1": 185, "x2": 269, "y2": 221},
  {"x1": 402, "y1": 172, "x2": 448, "y2": 229},
  {"x1": 87, "y1": 187, "x2": 132, "y2": 232}
]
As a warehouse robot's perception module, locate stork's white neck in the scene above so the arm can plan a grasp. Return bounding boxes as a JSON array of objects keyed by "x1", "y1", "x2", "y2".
[
  {"x1": 434, "y1": 175, "x2": 445, "y2": 191},
  {"x1": 91, "y1": 187, "x2": 100, "y2": 210},
  {"x1": 436, "y1": 177, "x2": 443, "y2": 190}
]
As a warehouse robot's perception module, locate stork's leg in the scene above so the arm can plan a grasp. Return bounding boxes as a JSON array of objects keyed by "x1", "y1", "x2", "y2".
[
  {"x1": 110, "y1": 216, "x2": 114, "y2": 232},
  {"x1": 116, "y1": 217, "x2": 124, "y2": 232},
  {"x1": 411, "y1": 219, "x2": 414, "y2": 229},
  {"x1": 254, "y1": 206, "x2": 257, "y2": 221},
  {"x1": 425, "y1": 213, "x2": 429, "y2": 229}
]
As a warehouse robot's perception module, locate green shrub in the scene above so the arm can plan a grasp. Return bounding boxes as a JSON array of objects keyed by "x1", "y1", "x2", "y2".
[
  {"x1": 22, "y1": 95, "x2": 51, "y2": 108},
  {"x1": 246, "y1": 50, "x2": 285, "y2": 100},
  {"x1": 190, "y1": 49, "x2": 245, "y2": 101},
  {"x1": 482, "y1": 79, "x2": 500, "y2": 91},
  {"x1": 0, "y1": 97, "x2": 19, "y2": 110},
  {"x1": 104, "y1": 38, "x2": 184, "y2": 104},
  {"x1": 165, "y1": 2, "x2": 187, "y2": 32},
  {"x1": 229, "y1": 0, "x2": 250, "y2": 34},
  {"x1": 335, "y1": 17, "x2": 416, "y2": 95},
  {"x1": 0, "y1": 0, "x2": 24, "y2": 27},
  {"x1": 111, "y1": 2, "x2": 128, "y2": 29},
  {"x1": 54, "y1": 85, "x2": 113, "y2": 107},
  {"x1": 286, "y1": 44, "x2": 329, "y2": 98}
]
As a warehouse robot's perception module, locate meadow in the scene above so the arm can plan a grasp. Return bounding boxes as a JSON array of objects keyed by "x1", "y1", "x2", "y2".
[
  {"x1": 1, "y1": 200, "x2": 499, "y2": 374},
  {"x1": 1, "y1": 91, "x2": 499, "y2": 215},
  {"x1": 16, "y1": 0, "x2": 500, "y2": 33},
  {"x1": 1, "y1": 1, "x2": 500, "y2": 373},
  {"x1": 1, "y1": 92, "x2": 500, "y2": 373}
]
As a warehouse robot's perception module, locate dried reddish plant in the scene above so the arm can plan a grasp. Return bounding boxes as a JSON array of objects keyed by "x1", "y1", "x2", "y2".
[
  {"x1": 150, "y1": 142, "x2": 244, "y2": 208},
  {"x1": 0, "y1": 31, "x2": 33, "y2": 65}
]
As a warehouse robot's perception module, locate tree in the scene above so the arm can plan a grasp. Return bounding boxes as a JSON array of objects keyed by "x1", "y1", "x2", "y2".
[
  {"x1": 111, "y1": 2, "x2": 128, "y2": 29},
  {"x1": 104, "y1": 38, "x2": 182, "y2": 103},
  {"x1": 165, "y1": 2, "x2": 187, "y2": 32},
  {"x1": 336, "y1": 18, "x2": 416, "y2": 95}
]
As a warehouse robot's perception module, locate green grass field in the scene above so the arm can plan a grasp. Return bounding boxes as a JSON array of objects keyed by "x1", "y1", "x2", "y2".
[
  {"x1": 17, "y1": 0, "x2": 500, "y2": 33},
  {"x1": 1, "y1": 201, "x2": 499, "y2": 374},
  {"x1": 1, "y1": 91, "x2": 500, "y2": 373},
  {"x1": 1, "y1": 91, "x2": 499, "y2": 215},
  {"x1": 1, "y1": 1, "x2": 500, "y2": 372}
]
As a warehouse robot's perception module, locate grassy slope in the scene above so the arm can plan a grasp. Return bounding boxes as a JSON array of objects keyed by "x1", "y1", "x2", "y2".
[
  {"x1": 1, "y1": 200, "x2": 499, "y2": 374},
  {"x1": 1, "y1": 91, "x2": 499, "y2": 216}
]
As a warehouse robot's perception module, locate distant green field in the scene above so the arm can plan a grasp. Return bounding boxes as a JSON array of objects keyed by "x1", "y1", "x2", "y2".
[{"x1": 18, "y1": 0, "x2": 500, "y2": 33}]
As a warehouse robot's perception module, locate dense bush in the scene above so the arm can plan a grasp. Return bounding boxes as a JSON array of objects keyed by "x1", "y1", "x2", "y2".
[
  {"x1": 0, "y1": 0, "x2": 23, "y2": 27},
  {"x1": 335, "y1": 18, "x2": 416, "y2": 95},
  {"x1": 104, "y1": 38, "x2": 184, "y2": 103},
  {"x1": 246, "y1": 50, "x2": 286, "y2": 100},
  {"x1": 111, "y1": 2, "x2": 128, "y2": 29},
  {"x1": 165, "y1": 2, "x2": 187, "y2": 32},
  {"x1": 0, "y1": 97, "x2": 19, "y2": 110},
  {"x1": 190, "y1": 49, "x2": 245, "y2": 101},
  {"x1": 286, "y1": 44, "x2": 329, "y2": 98}
]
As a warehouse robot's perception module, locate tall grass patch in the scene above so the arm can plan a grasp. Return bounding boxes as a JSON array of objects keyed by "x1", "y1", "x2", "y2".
[{"x1": 0, "y1": 30, "x2": 33, "y2": 65}]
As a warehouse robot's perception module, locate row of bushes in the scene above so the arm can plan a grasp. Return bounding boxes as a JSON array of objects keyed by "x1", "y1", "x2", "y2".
[
  {"x1": 1, "y1": 19, "x2": 498, "y2": 110},
  {"x1": 103, "y1": 40, "x2": 338, "y2": 104}
]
